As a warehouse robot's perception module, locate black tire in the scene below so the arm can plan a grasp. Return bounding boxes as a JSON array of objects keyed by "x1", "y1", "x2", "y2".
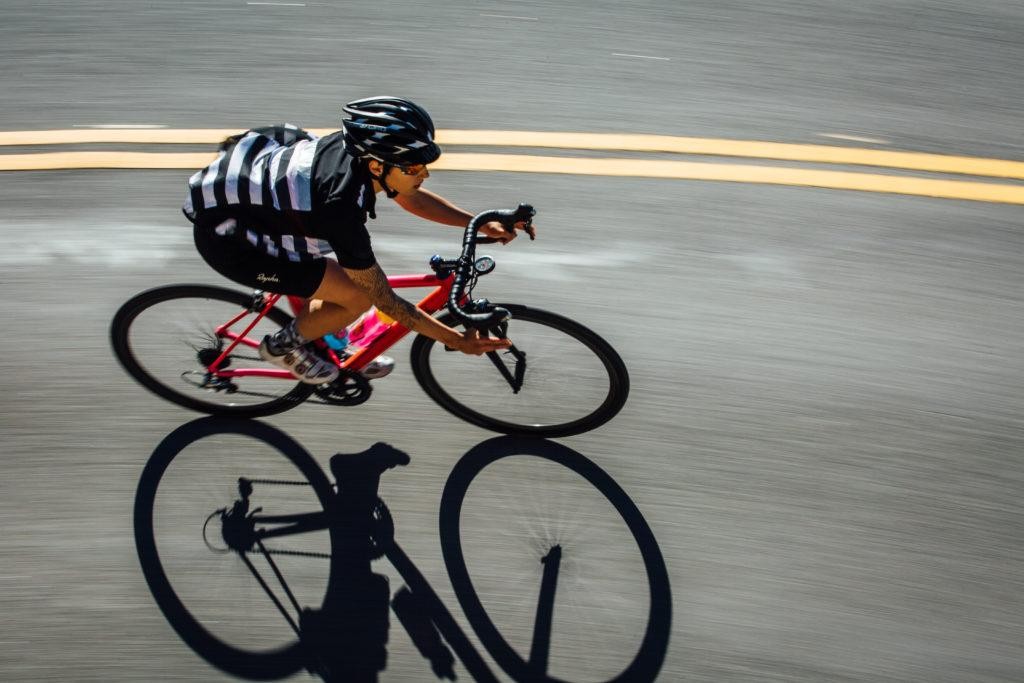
[
  {"x1": 111, "y1": 284, "x2": 313, "y2": 417},
  {"x1": 134, "y1": 417, "x2": 336, "y2": 679},
  {"x1": 410, "y1": 304, "x2": 629, "y2": 438}
]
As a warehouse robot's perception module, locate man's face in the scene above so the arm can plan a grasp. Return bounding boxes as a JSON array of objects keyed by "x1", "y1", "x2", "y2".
[
  {"x1": 385, "y1": 163, "x2": 430, "y2": 195},
  {"x1": 368, "y1": 159, "x2": 430, "y2": 195}
]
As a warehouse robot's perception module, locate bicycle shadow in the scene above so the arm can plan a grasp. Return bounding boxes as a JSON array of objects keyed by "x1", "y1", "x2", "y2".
[
  {"x1": 133, "y1": 418, "x2": 671, "y2": 683},
  {"x1": 436, "y1": 438, "x2": 672, "y2": 683}
]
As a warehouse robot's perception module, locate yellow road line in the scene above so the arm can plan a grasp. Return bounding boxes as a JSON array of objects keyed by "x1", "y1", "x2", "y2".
[
  {"x1": 0, "y1": 129, "x2": 234, "y2": 145},
  {"x1": 438, "y1": 131, "x2": 1024, "y2": 180},
  {"x1": 1, "y1": 128, "x2": 1022, "y2": 179},
  {"x1": 0, "y1": 151, "x2": 214, "y2": 171},
  {"x1": 439, "y1": 154, "x2": 1024, "y2": 205},
  {"x1": 3, "y1": 150, "x2": 1021, "y2": 205}
]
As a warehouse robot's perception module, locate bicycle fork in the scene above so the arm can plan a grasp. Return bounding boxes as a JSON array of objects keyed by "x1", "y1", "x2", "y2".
[{"x1": 467, "y1": 321, "x2": 527, "y2": 393}]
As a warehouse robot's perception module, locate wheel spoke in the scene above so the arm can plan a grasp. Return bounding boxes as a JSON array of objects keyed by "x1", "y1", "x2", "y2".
[{"x1": 112, "y1": 285, "x2": 313, "y2": 416}]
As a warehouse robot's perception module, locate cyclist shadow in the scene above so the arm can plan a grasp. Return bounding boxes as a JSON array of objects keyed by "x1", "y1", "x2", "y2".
[{"x1": 134, "y1": 418, "x2": 671, "y2": 683}]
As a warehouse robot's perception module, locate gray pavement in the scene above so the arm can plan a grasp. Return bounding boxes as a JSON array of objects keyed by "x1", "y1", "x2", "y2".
[{"x1": 2, "y1": 1, "x2": 1023, "y2": 681}]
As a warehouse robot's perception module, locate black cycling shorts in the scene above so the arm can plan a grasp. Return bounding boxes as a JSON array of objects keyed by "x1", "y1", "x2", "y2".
[{"x1": 193, "y1": 213, "x2": 327, "y2": 298}]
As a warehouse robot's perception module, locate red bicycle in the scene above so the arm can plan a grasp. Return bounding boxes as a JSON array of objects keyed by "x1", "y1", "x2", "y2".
[{"x1": 111, "y1": 205, "x2": 629, "y2": 437}]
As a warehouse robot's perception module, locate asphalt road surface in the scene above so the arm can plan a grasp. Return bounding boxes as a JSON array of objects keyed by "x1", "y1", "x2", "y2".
[{"x1": 2, "y1": 1, "x2": 1023, "y2": 681}]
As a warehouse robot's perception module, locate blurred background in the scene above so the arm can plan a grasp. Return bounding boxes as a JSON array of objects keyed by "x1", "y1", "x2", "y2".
[{"x1": 2, "y1": 0, "x2": 1022, "y2": 680}]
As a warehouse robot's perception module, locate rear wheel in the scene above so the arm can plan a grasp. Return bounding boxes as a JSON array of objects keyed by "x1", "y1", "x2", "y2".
[
  {"x1": 410, "y1": 304, "x2": 629, "y2": 438},
  {"x1": 111, "y1": 284, "x2": 313, "y2": 417}
]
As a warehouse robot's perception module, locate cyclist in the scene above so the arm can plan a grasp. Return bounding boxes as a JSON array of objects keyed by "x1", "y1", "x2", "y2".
[{"x1": 184, "y1": 96, "x2": 535, "y2": 384}]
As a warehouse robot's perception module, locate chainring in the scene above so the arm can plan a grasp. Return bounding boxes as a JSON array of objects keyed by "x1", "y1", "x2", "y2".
[{"x1": 312, "y1": 368, "x2": 372, "y2": 406}]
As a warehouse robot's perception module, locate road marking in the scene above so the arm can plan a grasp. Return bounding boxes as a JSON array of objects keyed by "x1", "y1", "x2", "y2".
[
  {"x1": 376, "y1": 236, "x2": 648, "y2": 281},
  {"x1": 819, "y1": 133, "x2": 891, "y2": 144},
  {"x1": 307, "y1": 36, "x2": 378, "y2": 42},
  {"x1": 0, "y1": 129, "x2": 241, "y2": 145},
  {"x1": 435, "y1": 154, "x2": 1024, "y2": 205},
  {"x1": 0, "y1": 221, "x2": 188, "y2": 267},
  {"x1": 437, "y1": 130, "x2": 1024, "y2": 179},
  {"x1": 72, "y1": 124, "x2": 168, "y2": 129},
  {"x1": 612, "y1": 53, "x2": 671, "y2": 60},
  {"x1": 4, "y1": 128, "x2": 1020, "y2": 178},
  {"x1": 2, "y1": 151, "x2": 1021, "y2": 205},
  {"x1": 246, "y1": 1, "x2": 306, "y2": 5},
  {"x1": 480, "y1": 13, "x2": 539, "y2": 20},
  {"x1": 0, "y1": 151, "x2": 213, "y2": 170}
]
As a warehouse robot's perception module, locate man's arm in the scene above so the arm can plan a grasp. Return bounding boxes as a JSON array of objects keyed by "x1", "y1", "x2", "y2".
[
  {"x1": 392, "y1": 187, "x2": 472, "y2": 227},
  {"x1": 343, "y1": 263, "x2": 510, "y2": 354},
  {"x1": 393, "y1": 188, "x2": 537, "y2": 242}
]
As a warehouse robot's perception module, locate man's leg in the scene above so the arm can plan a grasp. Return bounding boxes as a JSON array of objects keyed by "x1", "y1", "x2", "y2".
[
  {"x1": 262, "y1": 260, "x2": 394, "y2": 381},
  {"x1": 289, "y1": 261, "x2": 395, "y2": 379},
  {"x1": 293, "y1": 260, "x2": 372, "y2": 340}
]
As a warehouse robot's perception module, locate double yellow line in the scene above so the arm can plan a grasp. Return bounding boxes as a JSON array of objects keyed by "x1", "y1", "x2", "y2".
[{"x1": 2, "y1": 128, "x2": 1023, "y2": 205}]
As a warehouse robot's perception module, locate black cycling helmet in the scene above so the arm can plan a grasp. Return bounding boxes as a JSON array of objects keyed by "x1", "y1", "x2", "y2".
[{"x1": 342, "y1": 96, "x2": 442, "y2": 166}]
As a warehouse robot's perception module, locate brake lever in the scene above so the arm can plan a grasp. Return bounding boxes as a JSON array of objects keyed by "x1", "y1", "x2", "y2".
[{"x1": 477, "y1": 205, "x2": 535, "y2": 244}]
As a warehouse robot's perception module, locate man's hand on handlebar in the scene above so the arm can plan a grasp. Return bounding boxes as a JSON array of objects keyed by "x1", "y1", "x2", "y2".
[
  {"x1": 451, "y1": 328, "x2": 512, "y2": 355},
  {"x1": 446, "y1": 204, "x2": 534, "y2": 330},
  {"x1": 478, "y1": 219, "x2": 537, "y2": 244}
]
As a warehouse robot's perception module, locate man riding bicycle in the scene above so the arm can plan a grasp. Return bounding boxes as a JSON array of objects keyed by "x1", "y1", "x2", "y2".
[{"x1": 184, "y1": 96, "x2": 535, "y2": 384}]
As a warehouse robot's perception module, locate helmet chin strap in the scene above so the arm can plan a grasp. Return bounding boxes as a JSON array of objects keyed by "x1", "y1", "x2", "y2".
[{"x1": 376, "y1": 162, "x2": 399, "y2": 198}]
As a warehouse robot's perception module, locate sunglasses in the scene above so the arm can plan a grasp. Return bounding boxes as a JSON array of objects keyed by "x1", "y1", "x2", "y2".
[{"x1": 396, "y1": 163, "x2": 428, "y2": 176}]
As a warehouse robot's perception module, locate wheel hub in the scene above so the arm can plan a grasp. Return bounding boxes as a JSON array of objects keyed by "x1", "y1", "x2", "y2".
[{"x1": 196, "y1": 346, "x2": 230, "y2": 369}]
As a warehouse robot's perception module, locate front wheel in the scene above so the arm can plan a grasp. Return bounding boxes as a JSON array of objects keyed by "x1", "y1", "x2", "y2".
[{"x1": 410, "y1": 304, "x2": 629, "y2": 438}]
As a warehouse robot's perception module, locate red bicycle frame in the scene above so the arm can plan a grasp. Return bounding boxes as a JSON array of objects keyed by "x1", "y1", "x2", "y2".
[{"x1": 207, "y1": 272, "x2": 457, "y2": 380}]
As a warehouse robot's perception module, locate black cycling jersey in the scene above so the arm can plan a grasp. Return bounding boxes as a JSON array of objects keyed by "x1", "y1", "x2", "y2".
[{"x1": 184, "y1": 124, "x2": 378, "y2": 270}]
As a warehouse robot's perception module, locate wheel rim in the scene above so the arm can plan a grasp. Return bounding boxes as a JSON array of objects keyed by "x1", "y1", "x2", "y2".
[
  {"x1": 114, "y1": 286, "x2": 311, "y2": 415},
  {"x1": 413, "y1": 306, "x2": 628, "y2": 437}
]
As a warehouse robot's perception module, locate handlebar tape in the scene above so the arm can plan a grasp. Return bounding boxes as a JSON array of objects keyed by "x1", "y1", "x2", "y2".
[{"x1": 447, "y1": 204, "x2": 535, "y2": 328}]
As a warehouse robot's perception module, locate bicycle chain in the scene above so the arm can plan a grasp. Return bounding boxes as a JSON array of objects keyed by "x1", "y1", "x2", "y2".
[
  {"x1": 244, "y1": 479, "x2": 330, "y2": 558},
  {"x1": 248, "y1": 547, "x2": 331, "y2": 560},
  {"x1": 181, "y1": 374, "x2": 303, "y2": 401}
]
